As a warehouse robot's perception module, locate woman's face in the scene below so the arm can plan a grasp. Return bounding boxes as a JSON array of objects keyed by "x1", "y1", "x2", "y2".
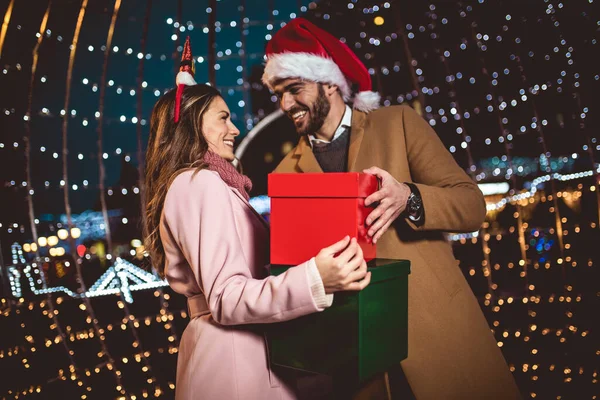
[{"x1": 202, "y1": 96, "x2": 240, "y2": 161}]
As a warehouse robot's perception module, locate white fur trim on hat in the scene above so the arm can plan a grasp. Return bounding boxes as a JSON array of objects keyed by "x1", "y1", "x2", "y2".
[
  {"x1": 262, "y1": 52, "x2": 352, "y2": 101},
  {"x1": 176, "y1": 71, "x2": 197, "y2": 86},
  {"x1": 352, "y1": 91, "x2": 380, "y2": 112}
]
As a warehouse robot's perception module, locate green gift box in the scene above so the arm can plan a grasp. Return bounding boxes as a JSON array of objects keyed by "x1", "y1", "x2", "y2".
[{"x1": 268, "y1": 259, "x2": 410, "y2": 386}]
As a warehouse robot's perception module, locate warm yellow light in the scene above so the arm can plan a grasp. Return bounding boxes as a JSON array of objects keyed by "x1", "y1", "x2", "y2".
[
  {"x1": 49, "y1": 248, "x2": 57, "y2": 257},
  {"x1": 23, "y1": 243, "x2": 31, "y2": 252},
  {"x1": 38, "y1": 237, "x2": 48, "y2": 247},
  {"x1": 55, "y1": 247, "x2": 66, "y2": 257},
  {"x1": 374, "y1": 16, "x2": 384, "y2": 25},
  {"x1": 30, "y1": 243, "x2": 38, "y2": 252},
  {"x1": 58, "y1": 229, "x2": 69, "y2": 240},
  {"x1": 47, "y1": 236, "x2": 59, "y2": 247},
  {"x1": 71, "y1": 227, "x2": 81, "y2": 239},
  {"x1": 131, "y1": 239, "x2": 142, "y2": 248}
]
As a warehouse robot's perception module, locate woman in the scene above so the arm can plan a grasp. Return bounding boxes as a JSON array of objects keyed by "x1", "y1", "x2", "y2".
[{"x1": 144, "y1": 83, "x2": 371, "y2": 400}]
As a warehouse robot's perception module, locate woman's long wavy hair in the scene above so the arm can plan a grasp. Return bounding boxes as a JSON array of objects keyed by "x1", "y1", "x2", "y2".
[{"x1": 144, "y1": 84, "x2": 221, "y2": 277}]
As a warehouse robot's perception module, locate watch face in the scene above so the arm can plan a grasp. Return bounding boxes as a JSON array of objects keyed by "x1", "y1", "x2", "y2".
[{"x1": 409, "y1": 194, "x2": 422, "y2": 213}]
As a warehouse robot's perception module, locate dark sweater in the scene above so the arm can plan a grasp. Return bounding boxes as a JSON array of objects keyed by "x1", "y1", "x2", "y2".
[{"x1": 311, "y1": 128, "x2": 350, "y2": 173}]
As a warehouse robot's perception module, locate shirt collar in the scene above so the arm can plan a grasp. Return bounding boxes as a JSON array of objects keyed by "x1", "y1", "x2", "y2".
[{"x1": 308, "y1": 105, "x2": 353, "y2": 148}]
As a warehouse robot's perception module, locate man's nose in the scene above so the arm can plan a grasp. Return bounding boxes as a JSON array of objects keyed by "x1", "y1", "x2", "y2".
[{"x1": 281, "y1": 93, "x2": 295, "y2": 112}]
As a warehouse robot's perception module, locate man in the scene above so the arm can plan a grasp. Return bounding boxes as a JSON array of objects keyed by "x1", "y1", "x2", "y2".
[{"x1": 263, "y1": 18, "x2": 521, "y2": 399}]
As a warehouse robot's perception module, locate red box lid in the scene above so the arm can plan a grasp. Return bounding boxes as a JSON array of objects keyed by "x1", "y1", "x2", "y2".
[{"x1": 268, "y1": 173, "x2": 378, "y2": 198}]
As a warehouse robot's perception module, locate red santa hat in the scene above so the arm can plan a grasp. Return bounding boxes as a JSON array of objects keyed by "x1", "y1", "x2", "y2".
[
  {"x1": 174, "y1": 36, "x2": 197, "y2": 123},
  {"x1": 262, "y1": 18, "x2": 380, "y2": 112}
]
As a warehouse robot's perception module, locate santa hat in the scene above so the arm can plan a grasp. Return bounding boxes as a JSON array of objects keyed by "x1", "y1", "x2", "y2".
[
  {"x1": 262, "y1": 18, "x2": 380, "y2": 112},
  {"x1": 174, "y1": 36, "x2": 197, "y2": 123}
]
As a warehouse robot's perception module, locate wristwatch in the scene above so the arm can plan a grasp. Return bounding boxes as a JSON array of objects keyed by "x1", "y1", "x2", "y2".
[{"x1": 404, "y1": 182, "x2": 424, "y2": 224}]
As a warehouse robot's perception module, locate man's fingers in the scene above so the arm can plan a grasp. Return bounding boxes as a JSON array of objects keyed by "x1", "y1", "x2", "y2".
[
  {"x1": 365, "y1": 202, "x2": 388, "y2": 226},
  {"x1": 368, "y1": 209, "x2": 394, "y2": 237},
  {"x1": 373, "y1": 219, "x2": 395, "y2": 244},
  {"x1": 364, "y1": 188, "x2": 387, "y2": 207},
  {"x1": 363, "y1": 166, "x2": 386, "y2": 179}
]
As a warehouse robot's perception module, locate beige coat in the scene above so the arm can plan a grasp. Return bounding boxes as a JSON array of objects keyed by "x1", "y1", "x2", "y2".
[{"x1": 274, "y1": 105, "x2": 521, "y2": 399}]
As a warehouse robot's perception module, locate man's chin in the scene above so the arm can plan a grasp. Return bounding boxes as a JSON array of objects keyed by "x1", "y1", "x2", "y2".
[{"x1": 294, "y1": 122, "x2": 309, "y2": 136}]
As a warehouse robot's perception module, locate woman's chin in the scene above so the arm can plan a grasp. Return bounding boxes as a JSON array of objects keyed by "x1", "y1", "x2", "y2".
[{"x1": 221, "y1": 152, "x2": 235, "y2": 162}]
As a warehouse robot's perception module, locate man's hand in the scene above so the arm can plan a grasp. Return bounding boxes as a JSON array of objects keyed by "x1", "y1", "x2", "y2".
[{"x1": 363, "y1": 166, "x2": 411, "y2": 244}]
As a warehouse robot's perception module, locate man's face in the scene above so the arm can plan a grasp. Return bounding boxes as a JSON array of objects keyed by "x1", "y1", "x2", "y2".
[{"x1": 272, "y1": 78, "x2": 331, "y2": 136}]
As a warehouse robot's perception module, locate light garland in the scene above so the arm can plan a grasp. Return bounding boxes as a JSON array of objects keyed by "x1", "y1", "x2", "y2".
[{"x1": 6, "y1": 244, "x2": 167, "y2": 301}]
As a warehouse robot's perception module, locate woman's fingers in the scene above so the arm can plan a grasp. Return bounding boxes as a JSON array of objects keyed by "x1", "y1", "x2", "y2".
[
  {"x1": 344, "y1": 259, "x2": 368, "y2": 284},
  {"x1": 335, "y1": 237, "x2": 359, "y2": 265},
  {"x1": 321, "y1": 235, "x2": 350, "y2": 256},
  {"x1": 345, "y1": 271, "x2": 372, "y2": 291}
]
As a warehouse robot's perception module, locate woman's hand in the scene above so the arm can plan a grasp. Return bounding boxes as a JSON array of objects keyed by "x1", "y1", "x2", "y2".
[{"x1": 314, "y1": 236, "x2": 371, "y2": 294}]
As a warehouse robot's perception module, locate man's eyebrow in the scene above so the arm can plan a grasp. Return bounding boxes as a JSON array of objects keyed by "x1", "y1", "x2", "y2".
[{"x1": 274, "y1": 81, "x2": 304, "y2": 95}]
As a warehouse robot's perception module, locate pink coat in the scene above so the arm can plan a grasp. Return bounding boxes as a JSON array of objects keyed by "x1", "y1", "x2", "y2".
[{"x1": 160, "y1": 169, "x2": 328, "y2": 400}]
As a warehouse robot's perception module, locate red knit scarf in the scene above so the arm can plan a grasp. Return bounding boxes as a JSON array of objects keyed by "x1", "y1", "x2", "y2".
[{"x1": 203, "y1": 150, "x2": 252, "y2": 201}]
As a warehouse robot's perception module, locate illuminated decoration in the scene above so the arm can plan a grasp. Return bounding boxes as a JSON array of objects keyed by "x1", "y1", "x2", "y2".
[
  {"x1": 57, "y1": 210, "x2": 122, "y2": 242},
  {"x1": 448, "y1": 231, "x2": 479, "y2": 242},
  {"x1": 37, "y1": 236, "x2": 47, "y2": 247},
  {"x1": 57, "y1": 229, "x2": 68, "y2": 240},
  {"x1": 486, "y1": 169, "x2": 597, "y2": 212},
  {"x1": 7, "y1": 244, "x2": 78, "y2": 298},
  {"x1": 86, "y1": 258, "x2": 168, "y2": 303},
  {"x1": 478, "y1": 182, "x2": 510, "y2": 196},
  {"x1": 11, "y1": 242, "x2": 25, "y2": 265},
  {"x1": 7, "y1": 266, "x2": 21, "y2": 298},
  {"x1": 246, "y1": 169, "x2": 597, "y2": 223},
  {"x1": 47, "y1": 235, "x2": 59, "y2": 247},
  {"x1": 70, "y1": 227, "x2": 81, "y2": 239},
  {"x1": 7, "y1": 244, "x2": 25, "y2": 297},
  {"x1": 248, "y1": 195, "x2": 271, "y2": 215},
  {"x1": 6, "y1": 244, "x2": 167, "y2": 302},
  {"x1": 476, "y1": 156, "x2": 576, "y2": 181}
]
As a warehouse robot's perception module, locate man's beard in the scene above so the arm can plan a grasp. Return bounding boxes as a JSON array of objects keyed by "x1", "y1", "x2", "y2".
[{"x1": 289, "y1": 85, "x2": 331, "y2": 136}]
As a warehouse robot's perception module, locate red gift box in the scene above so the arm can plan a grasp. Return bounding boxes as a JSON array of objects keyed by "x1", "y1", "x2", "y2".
[{"x1": 268, "y1": 172, "x2": 378, "y2": 265}]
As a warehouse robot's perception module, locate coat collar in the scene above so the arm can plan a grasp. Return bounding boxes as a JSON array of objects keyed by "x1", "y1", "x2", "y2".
[
  {"x1": 293, "y1": 136, "x2": 323, "y2": 173},
  {"x1": 291, "y1": 109, "x2": 367, "y2": 173},
  {"x1": 229, "y1": 184, "x2": 270, "y2": 230},
  {"x1": 347, "y1": 110, "x2": 366, "y2": 172}
]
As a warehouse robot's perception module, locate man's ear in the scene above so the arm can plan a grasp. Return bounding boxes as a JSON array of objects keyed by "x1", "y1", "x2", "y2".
[{"x1": 324, "y1": 83, "x2": 338, "y2": 97}]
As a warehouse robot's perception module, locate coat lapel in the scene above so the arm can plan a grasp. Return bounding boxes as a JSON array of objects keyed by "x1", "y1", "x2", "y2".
[
  {"x1": 230, "y1": 187, "x2": 270, "y2": 230},
  {"x1": 290, "y1": 111, "x2": 366, "y2": 173},
  {"x1": 347, "y1": 110, "x2": 366, "y2": 172},
  {"x1": 294, "y1": 136, "x2": 323, "y2": 173}
]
